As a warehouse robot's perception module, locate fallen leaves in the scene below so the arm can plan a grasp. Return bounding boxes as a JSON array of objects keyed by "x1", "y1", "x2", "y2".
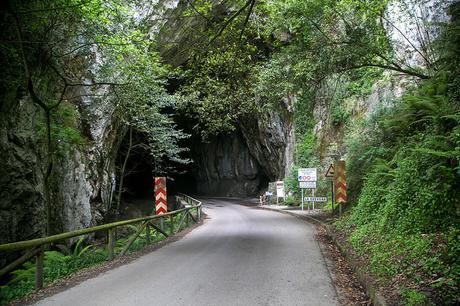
[{"x1": 315, "y1": 225, "x2": 372, "y2": 306}]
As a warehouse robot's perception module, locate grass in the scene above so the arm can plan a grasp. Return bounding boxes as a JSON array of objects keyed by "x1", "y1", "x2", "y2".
[{"x1": 334, "y1": 215, "x2": 460, "y2": 305}]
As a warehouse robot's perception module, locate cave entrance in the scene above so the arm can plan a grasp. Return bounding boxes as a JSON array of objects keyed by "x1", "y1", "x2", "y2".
[
  {"x1": 116, "y1": 128, "x2": 270, "y2": 217},
  {"x1": 186, "y1": 132, "x2": 271, "y2": 197}
]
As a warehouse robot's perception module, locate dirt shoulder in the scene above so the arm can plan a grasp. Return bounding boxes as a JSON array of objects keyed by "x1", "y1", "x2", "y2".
[{"x1": 316, "y1": 225, "x2": 372, "y2": 306}]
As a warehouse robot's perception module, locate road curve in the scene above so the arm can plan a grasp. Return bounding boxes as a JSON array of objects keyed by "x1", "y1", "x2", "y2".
[{"x1": 36, "y1": 198, "x2": 338, "y2": 306}]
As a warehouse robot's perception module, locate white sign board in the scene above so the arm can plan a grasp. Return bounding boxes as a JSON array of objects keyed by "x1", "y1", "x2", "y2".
[
  {"x1": 299, "y1": 181, "x2": 316, "y2": 189},
  {"x1": 276, "y1": 181, "x2": 285, "y2": 198},
  {"x1": 304, "y1": 197, "x2": 327, "y2": 202},
  {"x1": 265, "y1": 191, "x2": 273, "y2": 196},
  {"x1": 298, "y1": 168, "x2": 317, "y2": 182}
]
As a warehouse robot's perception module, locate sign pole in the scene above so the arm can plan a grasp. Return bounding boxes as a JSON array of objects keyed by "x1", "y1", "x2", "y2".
[
  {"x1": 301, "y1": 189, "x2": 304, "y2": 211},
  {"x1": 312, "y1": 189, "x2": 315, "y2": 210},
  {"x1": 331, "y1": 180, "x2": 334, "y2": 212}
]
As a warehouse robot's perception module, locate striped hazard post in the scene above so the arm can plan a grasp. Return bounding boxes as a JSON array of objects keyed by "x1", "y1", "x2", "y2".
[
  {"x1": 154, "y1": 177, "x2": 167, "y2": 215},
  {"x1": 334, "y1": 160, "x2": 347, "y2": 205}
]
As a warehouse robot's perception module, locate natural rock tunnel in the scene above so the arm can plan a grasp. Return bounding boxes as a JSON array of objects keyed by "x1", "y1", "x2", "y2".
[{"x1": 116, "y1": 129, "x2": 270, "y2": 201}]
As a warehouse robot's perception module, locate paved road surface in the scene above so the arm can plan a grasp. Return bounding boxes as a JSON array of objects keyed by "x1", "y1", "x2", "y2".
[{"x1": 36, "y1": 198, "x2": 338, "y2": 306}]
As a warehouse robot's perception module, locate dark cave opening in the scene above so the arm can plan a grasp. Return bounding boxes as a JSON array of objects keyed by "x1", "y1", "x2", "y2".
[{"x1": 115, "y1": 126, "x2": 270, "y2": 218}]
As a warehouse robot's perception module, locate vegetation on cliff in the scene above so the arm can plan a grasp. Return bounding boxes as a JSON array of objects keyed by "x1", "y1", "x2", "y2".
[{"x1": 1, "y1": 0, "x2": 459, "y2": 305}]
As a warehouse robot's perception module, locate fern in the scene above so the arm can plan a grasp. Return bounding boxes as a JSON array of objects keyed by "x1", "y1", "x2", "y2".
[{"x1": 8, "y1": 262, "x2": 35, "y2": 284}]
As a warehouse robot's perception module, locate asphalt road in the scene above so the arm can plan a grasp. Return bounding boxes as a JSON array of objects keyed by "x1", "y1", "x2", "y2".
[{"x1": 36, "y1": 198, "x2": 338, "y2": 306}]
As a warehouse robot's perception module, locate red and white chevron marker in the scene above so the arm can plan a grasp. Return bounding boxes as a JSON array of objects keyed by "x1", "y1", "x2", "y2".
[
  {"x1": 154, "y1": 177, "x2": 167, "y2": 215},
  {"x1": 334, "y1": 161, "x2": 347, "y2": 204}
]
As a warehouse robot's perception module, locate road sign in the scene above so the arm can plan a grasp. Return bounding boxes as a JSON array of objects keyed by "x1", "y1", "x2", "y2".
[
  {"x1": 154, "y1": 177, "x2": 167, "y2": 215},
  {"x1": 268, "y1": 182, "x2": 276, "y2": 195},
  {"x1": 325, "y1": 164, "x2": 334, "y2": 178},
  {"x1": 298, "y1": 168, "x2": 317, "y2": 182},
  {"x1": 304, "y1": 197, "x2": 327, "y2": 202},
  {"x1": 299, "y1": 181, "x2": 316, "y2": 189},
  {"x1": 334, "y1": 161, "x2": 347, "y2": 204},
  {"x1": 276, "y1": 181, "x2": 285, "y2": 198}
]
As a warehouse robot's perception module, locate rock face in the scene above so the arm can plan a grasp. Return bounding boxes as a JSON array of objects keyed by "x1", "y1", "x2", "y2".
[
  {"x1": 0, "y1": 98, "x2": 45, "y2": 247},
  {"x1": 192, "y1": 133, "x2": 266, "y2": 196},
  {"x1": 0, "y1": 59, "x2": 123, "y2": 251},
  {"x1": 312, "y1": 0, "x2": 453, "y2": 164},
  {"x1": 239, "y1": 110, "x2": 294, "y2": 180},
  {"x1": 189, "y1": 104, "x2": 294, "y2": 197},
  {"x1": 385, "y1": 0, "x2": 454, "y2": 68}
]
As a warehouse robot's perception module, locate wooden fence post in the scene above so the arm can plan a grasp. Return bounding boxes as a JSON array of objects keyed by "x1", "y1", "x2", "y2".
[
  {"x1": 146, "y1": 223, "x2": 151, "y2": 244},
  {"x1": 35, "y1": 248, "x2": 44, "y2": 289},
  {"x1": 107, "y1": 228, "x2": 115, "y2": 261}
]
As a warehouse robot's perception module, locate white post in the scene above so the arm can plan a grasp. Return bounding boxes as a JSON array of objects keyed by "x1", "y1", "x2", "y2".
[
  {"x1": 301, "y1": 188, "x2": 304, "y2": 211},
  {"x1": 312, "y1": 189, "x2": 315, "y2": 210}
]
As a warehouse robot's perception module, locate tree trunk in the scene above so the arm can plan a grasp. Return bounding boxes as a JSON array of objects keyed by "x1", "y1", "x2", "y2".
[
  {"x1": 44, "y1": 110, "x2": 53, "y2": 236},
  {"x1": 115, "y1": 126, "x2": 133, "y2": 217}
]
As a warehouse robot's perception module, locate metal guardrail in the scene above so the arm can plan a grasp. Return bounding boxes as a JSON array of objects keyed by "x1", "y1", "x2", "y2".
[{"x1": 0, "y1": 193, "x2": 202, "y2": 289}]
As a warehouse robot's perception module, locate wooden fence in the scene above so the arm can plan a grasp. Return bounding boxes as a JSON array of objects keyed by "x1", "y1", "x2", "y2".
[{"x1": 0, "y1": 193, "x2": 202, "y2": 289}]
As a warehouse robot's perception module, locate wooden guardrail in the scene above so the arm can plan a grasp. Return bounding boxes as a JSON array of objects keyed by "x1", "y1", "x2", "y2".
[{"x1": 0, "y1": 193, "x2": 202, "y2": 289}]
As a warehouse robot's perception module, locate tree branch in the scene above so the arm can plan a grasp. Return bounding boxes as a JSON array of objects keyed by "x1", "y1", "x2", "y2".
[
  {"x1": 381, "y1": 15, "x2": 431, "y2": 66},
  {"x1": 207, "y1": 0, "x2": 253, "y2": 47},
  {"x1": 186, "y1": 0, "x2": 211, "y2": 23},
  {"x1": 239, "y1": 0, "x2": 256, "y2": 41},
  {"x1": 339, "y1": 63, "x2": 429, "y2": 79},
  {"x1": 15, "y1": 0, "x2": 90, "y2": 14}
]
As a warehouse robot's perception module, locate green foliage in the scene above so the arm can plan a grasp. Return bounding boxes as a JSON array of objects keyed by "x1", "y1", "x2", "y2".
[
  {"x1": 37, "y1": 102, "x2": 85, "y2": 155},
  {"x1": 177, "y1": 42, "x2": 262, "y2": 138},
  {"x1": 400, "y1": 288, "x2": 429, "y2": 306},
  {"x1": 284, "y1": 166, "x2": 300, "y2": 196},
  {"x1": 330, "y1": 102, "x2": 349, "y2": 127},
  {"x1": 0, "y1": 247, "x2": 107, "y2": 304},
  {"x1": 283, "y1": 196, "x2": 297, "y2": 206},
  {"x1": 340, "y1": 67, "x2": 460, "y2": 304}
]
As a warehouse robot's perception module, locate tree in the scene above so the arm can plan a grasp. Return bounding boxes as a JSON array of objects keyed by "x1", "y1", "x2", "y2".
[
  {"x1": 109, "y1": 48, "x2": 190, "y2": 215},
  {"x1": 3, "y1": 0, "x2": 189, "y2": 232}
]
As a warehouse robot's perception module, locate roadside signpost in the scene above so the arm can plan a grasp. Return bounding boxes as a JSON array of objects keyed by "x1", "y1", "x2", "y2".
[
  {"x1": 276, "y1": 181, "x2": 285, "y2": 204},
  {"x1": 154, "y1": 177, "x2": 167, "y2": 215},
  {"x1": 299, "y1": 181, "x2": 316, "y2": 189},
  {"x1": 334, "y1": 160, "x2": 347, "y2": 215},
  {"x1": 304, "y1": 197, "x2": 327, "y2": 202},
  {"x1": 298, "y1": 168, "x2": 317, "y2": 211},
  {"x1": 298, "y1": 168, "x2": 317, "y2": 182},
  {"x1": 325, "y1": 164, "x2": 335, "y2": 211}
]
